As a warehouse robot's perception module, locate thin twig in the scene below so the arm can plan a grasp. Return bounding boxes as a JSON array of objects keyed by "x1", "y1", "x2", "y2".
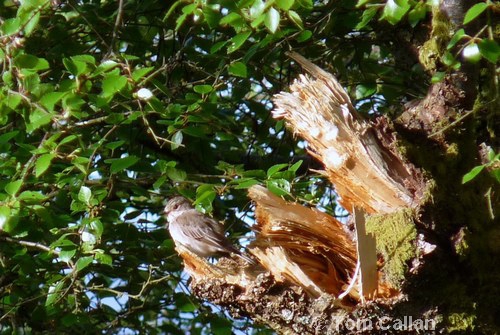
[
  {"x1": 14, "y1": 132, "x2": 49, "y2": 196},
  {"x1": 68, "y1": 111, "x2": 135, "y2": 128},
  {"x1": 90, "y1": 270, "x2": 170, "y2": 300},
  {"x1": 67, "y1": 0, "x2": 110, "y2": 50},
  {"x1": 0, "y1": 236, "x2": 56, "y2": 255},
  {"x1": 86, "y1": 125, "x2": 118, "y2": 176},
  {"x1": 140, "y1": 106, "x2": 179, "y2": 148},
  {"x1": 428, "y1": 109, "x2": 475, "y2": 138},
  {"x1": 108, "y1": 0, "x2": 125, "y2": 57}
]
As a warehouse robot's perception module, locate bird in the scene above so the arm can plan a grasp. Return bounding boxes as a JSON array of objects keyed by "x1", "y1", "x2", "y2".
[{"x1": 164, "y1": 196, "x2": 255, "y2": 264}]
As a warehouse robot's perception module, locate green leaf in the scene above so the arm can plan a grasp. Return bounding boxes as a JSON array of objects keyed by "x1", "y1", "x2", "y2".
[
  {"x1": 78, "y1": 186, "x2": 92, "y2": 205},
  {"x1": 265, "y1": 7, "x2": 280, "y2": 33},
  {"x1": 171, "y1": 131, "x2": 183, "y2": 150},
  {"x1": 110, "y1": 156, "x2": 140, "y2": 173},
  {"x1": 295, "y1": 0, "x2": 313, "y2": 10},
  {"x1": 46, "y1": 280, "x2": 65, "y2": 306},
  {"x1": 193, "y1": 85, "x2": 213, "y2": 94},
  {"x1": 59, "y1": 248, "x2": 76, "y2": 263},
  {"x1": 58, "y1": 135, "x2": 78, "y2": 146},
  {"x1": 211, "y1": 317, "x2": 232, "y2": 335},
  {"x1": 35, "y1": 153, "x2": 56, "y2": 177},
  {"x1": 447, "y1": 28, "x2": 466, "y2": 50},
  {"x1": 5, "y1": 94, "x2": 22, "y2": 110},
  {"x1": 94, "y1": 60, "x2": 119, "y2": 74},
  {"x1": 0, "y1": 206, "x2": 11, "y2": 231},
  {"x1": 408, "y1": 2, "x2": 427, "y2": 27},
  {"x1": 101, "y1": 75, "x2": 128, "y2": 97},
  {"x1": 0, "y1": 130, "x2": 19, "y2": 143},
  {"x1": 356, "y1": 83, "x2": 377, "y2": 99},
  {"x1": 276, "y1": 0, "x2": 294, "y2": 10},
  {"x1": 153, "y1": 175, "x2": 167, "y2": 189},
  {"x1": 250, "y1": 0, "x2": 265, "y2": 19},
  {"x1": 228, "y1": 62, "x2": 248, "y2": 78},
  {"x1": 462, "y1": 165, "x2": 485, "y2": 184},
  {"x1": 250, "y1": 13, "x2": 265, "y2": 28},
  {"x1": 105, "y1": 140, "x2": 126, "y2": 150},
  {"x1": 182, "y1": 3, "x2": 197, "y2": 14},
  {"x1": 132, "y1": 66, "x2": 154, "y2": 82},
  {"x1": 220, "y1": 12, "x2": 242, "y2": 26},
  {"x1": 62, "y1": 94, "x2": 85, "y2": 112},
  {"x1": 431, "y1": 71, "x2": 445, "y2": 83},
  {"x1": 210, "y1": 41, "x2": 228, "y2": 54},
  {"x1": 90, "y1": 219, "x2": 104, "y2": 238},
  {"x1": 487, "y1": 150, "x2": 496, "y2": 162},
  {"x1": 23, "y1": 11, "x2": 40, "y2": 36},
  {"x1": 382, "y1": 0, "x2": 410, "y2": 25},
  {"x1": 51, "y1": 234, "x2": 77, "y2": 248},
  {"x1": 241, "y1": 170, "x2": 266, "y2": 179},
  {"x1": 296, "y1": 29, "x2": 312, "y2": 42},
  {"x1": 1, "y1": 17, "x2": 21, "y2": 35},
  {"x1": 274, "y1": 120, "x2": 285, "y2": 133},
  {"x1": 267, "y1": 163, "x2": 289, "y2": 177},
  {"x1": 266, "y1": 179, "x2": 291, "y2": 196},
  {"x1": 27, "y1": 109, "x2": 53, "y2": 132},
  {"x1": 194, "y1": 185, "x2": 216, "y2": 213},
  {"x1": 442, "y1": 51, "x2": 458, "y2": 67},
  {"x1": 0, "y1": 69, "x2": 11, "y2": 85},
  {"x1": 40, "y1": 92, "x2": 66, "y2": 112},
  {"x1": 166, "y1": 167, "x2": 187, "y2": 182},
  {"x1": 289, "y1": 160, "x2": 303, "y2": 172},
  {"x1": 235, "y1": 178, "x2": 260, "y2": 189},
  {"x1": 228, "y1": 31, "x2": 252, "y2": 54},
  {"x1": 202, "y1": 6, "x2": 221, "y2": 29},
  {"x1": 356, "y1": 7, "x2": 377, "y2": 30},
  {"x1": 175, "y1": 13, "x2": 188, "y2": 30},
  {"x1": 5, "y1": 180, "x2": 22, "y2": 196},
  {"x1": 76, "y1": 256, "x2": 94, "y2": 271},
  {"x1": 478, "y1": 39, "x2": 500, "y2": 64},
  {"x1": 63, "y1": 58, "x2": 88, "y2": 76},
  {"x1": 20, "y1": 72, "x2": 40, "y2": 93},
  {"x1": 491, "y1": 169, "x2": 500, "y2": 183},
  {"x1": 71, "y1": 55, "x2": 96, "y2": 65},
  {"x1": 175, "y1": 293, "x2": 198, "y2": 312},
  {"x1": 95, "y1": 252, "x2": 113, "y2": 266},
  {"x1": 18, "y1": 191, "x2": 47, "y2": 203},
  {"x1": 463, "y1": 2, "x2": 487, "y2": 25},
  {"x1": 14, "y1": 54, "x2": 49, "y2": 71},
  {"x1": 287, "y1": 10, "x2": 303, "y2": 29}
]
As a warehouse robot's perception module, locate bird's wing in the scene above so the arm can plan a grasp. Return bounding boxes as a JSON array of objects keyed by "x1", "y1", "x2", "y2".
[{"x1": 175, "y1": 210, "x2": 235, "y2": 251}]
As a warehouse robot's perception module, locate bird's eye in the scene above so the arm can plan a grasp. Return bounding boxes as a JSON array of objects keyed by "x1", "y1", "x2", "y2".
[{"x1": 173, "y1": 204, "x2": 179, "y2": 210}]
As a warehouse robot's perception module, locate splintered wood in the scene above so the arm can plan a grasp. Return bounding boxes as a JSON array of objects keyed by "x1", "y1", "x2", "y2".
[
  {"x1": 248, "y1": 185, "x2": 359, "y2": 302},
  {"x1": 273, "y1": 52, "x2": 414, "y2": 214},
  {"x1": 174, "y1": 244, "x2": 257, "y2": 289}
]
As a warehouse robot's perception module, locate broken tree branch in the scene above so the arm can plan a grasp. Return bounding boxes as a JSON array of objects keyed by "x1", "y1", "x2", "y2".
[{"x1": 273, "y1": 52, "x2": 418, "y2": 214}]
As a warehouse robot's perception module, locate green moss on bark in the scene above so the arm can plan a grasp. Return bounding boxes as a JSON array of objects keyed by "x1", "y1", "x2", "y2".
[
  {"x1": 418, "y1": 6, "x2": 452, "y2": 71},
  {"x1": 365, "y1": 209, "x2": 417, "y2": 288}
]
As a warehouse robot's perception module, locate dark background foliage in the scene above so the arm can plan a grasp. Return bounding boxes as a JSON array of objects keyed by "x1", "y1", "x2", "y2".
[{"x1": 0, "y1": 0, "x2": 497, "y2": 333}]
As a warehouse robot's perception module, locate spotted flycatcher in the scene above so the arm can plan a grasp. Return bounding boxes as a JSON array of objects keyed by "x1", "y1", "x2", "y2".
[{"x1": 164, "y1": 196, "x2": 255, "y2": 264}]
